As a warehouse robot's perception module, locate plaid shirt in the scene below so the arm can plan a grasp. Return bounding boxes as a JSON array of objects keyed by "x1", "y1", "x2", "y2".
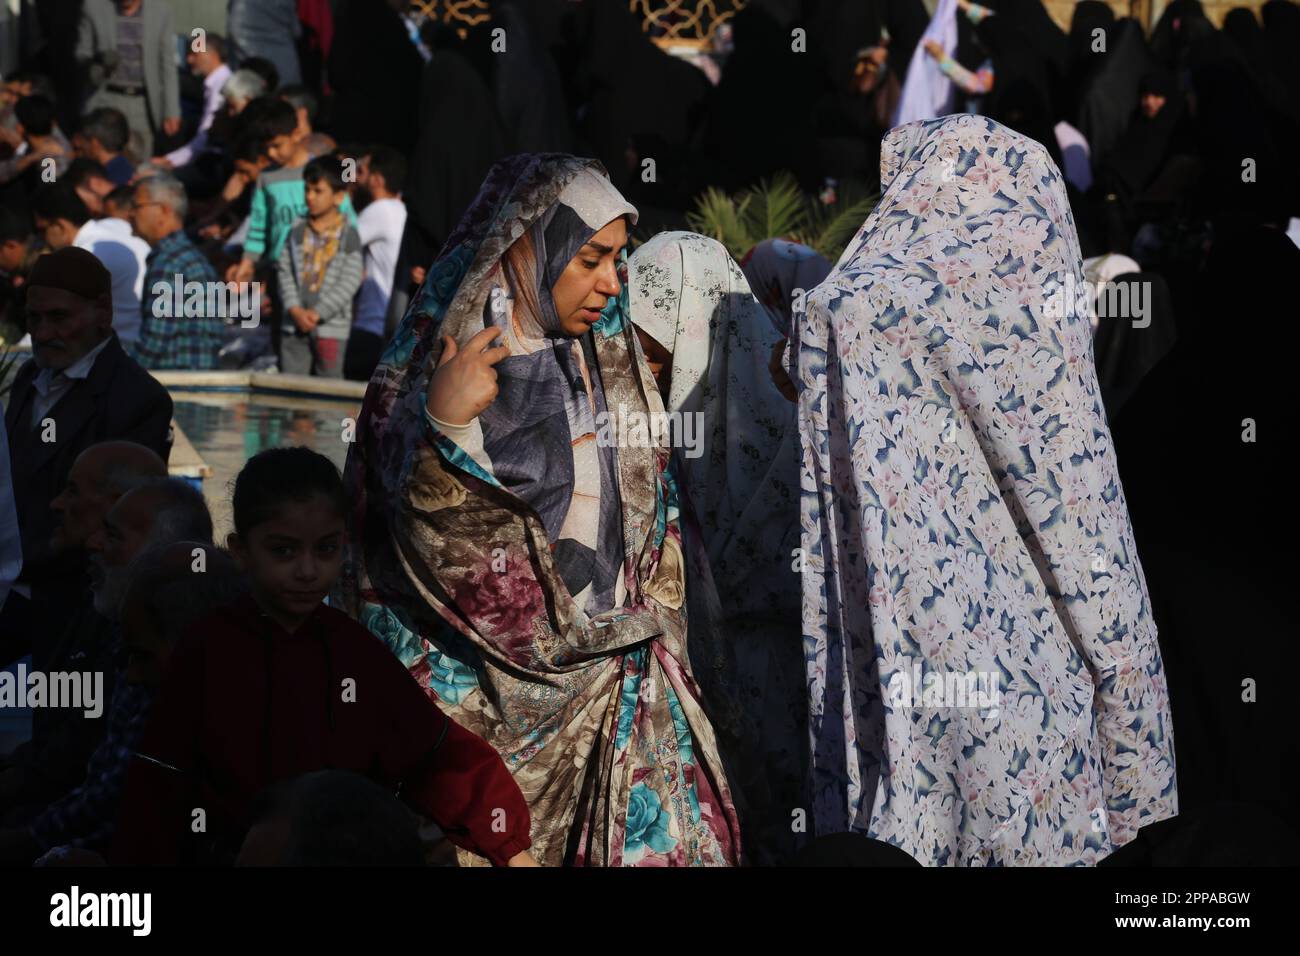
[
  {"x1": 135, "y1": 229, "x2": 226, "y2": 370},
  {"x1": 29, "y1": 662, "x2": 155, "y2": 854}
]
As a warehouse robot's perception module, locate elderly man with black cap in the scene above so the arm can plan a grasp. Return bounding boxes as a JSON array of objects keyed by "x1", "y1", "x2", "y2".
[{"x1": 2, "y1": 246, "x2": 172, "y2": 642}]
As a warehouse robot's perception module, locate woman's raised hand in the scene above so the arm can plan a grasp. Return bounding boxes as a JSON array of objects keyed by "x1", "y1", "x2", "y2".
[{"x1": 425, "y1": 327, "x2": 510, "y2": 426}]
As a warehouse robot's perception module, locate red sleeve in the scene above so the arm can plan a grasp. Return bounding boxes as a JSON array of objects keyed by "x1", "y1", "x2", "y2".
[
  {"x1": 110, "y1": 633, "x2": 205, "y2": 865},
  {"x1": 372, "y1": 643, "x2": 532, "y2": 866}
]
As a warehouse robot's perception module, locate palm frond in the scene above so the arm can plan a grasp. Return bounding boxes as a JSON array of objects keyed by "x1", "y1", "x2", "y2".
[
  {"x1": 744, "y1": 172, "x2": 807, "y2": 247},
  {"x1": 685, "y1": 186, "x2": 754, "y2": 259},
  {"x1": 688, "y1": 176, "x2": 879, "y2": 264},
  {"x1": 806, "y1": 191, "x2": 879, "y2": 261}
]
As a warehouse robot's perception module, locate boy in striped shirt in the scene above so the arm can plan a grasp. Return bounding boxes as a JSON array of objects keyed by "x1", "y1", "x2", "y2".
[{"x1": 275, "y1": 156, "x2": 362, "y2": 377}]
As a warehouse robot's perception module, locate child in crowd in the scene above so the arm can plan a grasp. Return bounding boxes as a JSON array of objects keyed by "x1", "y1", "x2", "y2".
[
  {"x1": 224, "y1": 97, "x2": 354, "y2": 286},
  {"x1": 112, "y1": 447, "x2": 538, "y2": 866},
  {"x1": 275, "y1": 155, "x2": 362, "y2": 377}
]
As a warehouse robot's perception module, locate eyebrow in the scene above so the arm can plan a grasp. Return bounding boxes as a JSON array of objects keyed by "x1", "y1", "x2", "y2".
[
  {"x1": 265, "y1": 531, "x2": 341, "y2": 544},
  {"x1": 582, "y1": 241, "x2": 614, "y2": 255}
]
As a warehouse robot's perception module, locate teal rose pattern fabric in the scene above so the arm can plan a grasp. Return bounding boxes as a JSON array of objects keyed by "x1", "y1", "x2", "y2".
[{"x1": 791, "y1": 115, "x2": 1177, "y2": 866}]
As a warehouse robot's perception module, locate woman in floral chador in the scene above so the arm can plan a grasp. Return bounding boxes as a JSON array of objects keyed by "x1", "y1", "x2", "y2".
[
  {"x1": 627, "y1": 232, "x2": 808, "y2": 863},
  {"x1": 792, "y1": 115, "x2": 1177, "y2": 865},
  {"x1": 335, "y1": 154, "x2": 741, "y2": 867}
]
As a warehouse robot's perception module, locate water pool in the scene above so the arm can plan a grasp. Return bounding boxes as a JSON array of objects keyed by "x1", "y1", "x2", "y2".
[{"x1": 171, "y1": 391, "x2": 361, "y2": 540}]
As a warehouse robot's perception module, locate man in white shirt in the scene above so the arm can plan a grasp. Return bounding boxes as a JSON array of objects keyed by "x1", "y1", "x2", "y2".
[
  {"x1": 346, "y1": 146, "x2": 407, "y2": 381},
  {"x1": 32, "y1": 180, "x2": 148, "y2": 347},
  {"x1": 159, "y1": 33, "x2": 232, "y2": 170}
]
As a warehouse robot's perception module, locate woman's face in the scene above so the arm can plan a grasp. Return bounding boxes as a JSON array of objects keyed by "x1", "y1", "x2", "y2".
[
  {"x1": 634, "y1": 325, "x2": 672, "y2": 397},
  {"x1": 552, "y1": 217, "x2": 627, "y2": 337}
]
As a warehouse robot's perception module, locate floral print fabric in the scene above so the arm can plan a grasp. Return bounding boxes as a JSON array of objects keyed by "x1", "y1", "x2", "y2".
[
  {"x1": 792, "y1": 115, "x2": 1177, "y2": 865},
  {"x1": 335, "y1": 154, "x2": 741, "y2": 867},
  {"x1": 628, "y1": 232, "x2": 809, "y2": 861}
]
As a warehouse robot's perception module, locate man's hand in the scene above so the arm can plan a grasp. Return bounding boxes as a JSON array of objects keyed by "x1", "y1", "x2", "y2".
[
  {"x1": 226, "y1": 258, "x2": 255, "y2": 284},
  {"x1": 506, "y1": 850, "x2": 540, "y2": 867},
  {"x1": 425, "y1": 327, "x2": 509, "y2": 426},
  {"x1": 221, "y1": 170, "x2": 251, "y2": 202},
  {"x1": 162, "y1": 117, "x2": 181, "y2": 137}
]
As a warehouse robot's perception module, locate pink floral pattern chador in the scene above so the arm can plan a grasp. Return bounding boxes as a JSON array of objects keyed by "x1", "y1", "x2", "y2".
[{"x1": 792, "y1": 115, "x2": 1177, "y2": 865}]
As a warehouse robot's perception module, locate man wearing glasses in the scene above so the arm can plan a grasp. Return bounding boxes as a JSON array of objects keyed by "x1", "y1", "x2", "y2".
[{"x1": 129, "y1": 173, "x2": 225, "y2": 371}]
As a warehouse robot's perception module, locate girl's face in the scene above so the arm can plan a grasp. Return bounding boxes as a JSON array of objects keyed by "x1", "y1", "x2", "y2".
[
  {"x1": 551, "y1": 217, "x2": 627, "y2": 337},
  {"x1": 228, "y1": 494, "x2": 345, "y2": 633}
]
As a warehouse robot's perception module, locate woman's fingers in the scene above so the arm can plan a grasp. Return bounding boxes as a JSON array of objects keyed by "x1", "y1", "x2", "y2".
[
  {"x1": 464, "y1": 325, "x2": 504, "y2": 355},
  {"x1": 482, "y1": 336, "x2": 511, "y2": 364},
  {"x1": 436, "y1": 335, "x2": 458, "y2": 367}
]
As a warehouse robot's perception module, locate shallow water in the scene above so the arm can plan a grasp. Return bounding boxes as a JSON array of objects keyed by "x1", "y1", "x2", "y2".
[{"x1": 171, "y1": 391, "x2": 361, "y2": 540}]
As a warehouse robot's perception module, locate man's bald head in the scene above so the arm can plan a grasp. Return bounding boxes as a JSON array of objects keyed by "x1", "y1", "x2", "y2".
[
  {"x1": 109, "y1": 478, "x2": 214, "y2": 560},
  {"x1": 50, "y1": 441, "x2": 168, "y2": 553},
  {"x1": 88, "y1": 477, "x2": 214, "y2": 619},
  {"x1": 83, "y1": 441, "x2": 168, "y2": 492}
]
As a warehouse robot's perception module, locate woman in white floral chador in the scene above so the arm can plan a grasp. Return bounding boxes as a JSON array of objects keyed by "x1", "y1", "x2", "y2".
[{"x1": 792, "y1": 114, "x2": 1177, "y2": 865}]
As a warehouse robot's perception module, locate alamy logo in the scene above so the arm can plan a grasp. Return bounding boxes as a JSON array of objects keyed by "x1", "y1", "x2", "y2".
[
  {"x1": 594, "y1": 404, "x2": 703, "y2": 459},
  {"x1": 1043, "y1": 272, "x2": 1151, "y2": 328},
  {"x1": 151, "y1": 274, "x2": 262, "y2": 328},
  {"x1": 887, "y1": 657, "x2": 1001, "y2": 716},
  {"x1": 0, "y1": 665, "x2": 103, "y2": 718},
  {"x1": 49, "y1": 887, "x2": 151, "y2": 936}
]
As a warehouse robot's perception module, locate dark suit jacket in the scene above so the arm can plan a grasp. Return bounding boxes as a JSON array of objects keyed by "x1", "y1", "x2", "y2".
[{"x1": 3, "y1": 333, "x2": 173, "y2": 601}]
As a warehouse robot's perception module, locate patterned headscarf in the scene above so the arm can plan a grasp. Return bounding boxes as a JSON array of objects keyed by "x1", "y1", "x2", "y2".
[
  {"x1": 629, "y1": 232, "x2": 809, "y2": 863},
  {"x1": 336, "y1": 154, "x2": 741, "y2": 867},
  {"x1": 628, "y1": 232, "x2": 798, "y2": 616},
  {"x1": 739, "y1": 238, "x2": 833, "y2": 337},
  {"x1": 793, "y1": 115, "x2": 1176, "y2": 865},
  {"x1": 477, "y1": 168, "x2": 637, "y2": 614}
]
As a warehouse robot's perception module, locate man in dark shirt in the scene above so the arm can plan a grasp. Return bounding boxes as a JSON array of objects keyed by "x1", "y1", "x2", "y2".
[
  {"x1": 72, "y1": 108, "x2": 134, "y2": 186},
  {"x1": 1, "y1": 247, "x2": 172, "y2": 643}
]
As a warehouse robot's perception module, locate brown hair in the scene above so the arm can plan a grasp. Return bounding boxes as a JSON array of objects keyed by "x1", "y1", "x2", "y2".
[{"x1": 501, "y1": 230, "x2": 543, "y2": 329}]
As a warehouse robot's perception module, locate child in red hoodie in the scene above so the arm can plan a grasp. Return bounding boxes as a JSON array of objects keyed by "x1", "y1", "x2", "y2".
[{"x1": 113, "y1": 447, "x2": 536, "y2": 866}]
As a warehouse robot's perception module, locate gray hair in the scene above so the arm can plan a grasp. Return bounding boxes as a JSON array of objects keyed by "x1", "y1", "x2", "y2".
[
  {"x1": 125, "y1": 543, "x2": 247, "y2": 647},
  {"x1": 100, "y1": 462, "x2": 158, "y2": 498},
  {"x1": 136, "y1": 171, "x2": 188, "y2": 220},
  {"x1": 132, "y1": 477, "x2": 215, "y2": 549},
  {"x1": 222, "y1": 69, "x2": 267, "y2": 105}
]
